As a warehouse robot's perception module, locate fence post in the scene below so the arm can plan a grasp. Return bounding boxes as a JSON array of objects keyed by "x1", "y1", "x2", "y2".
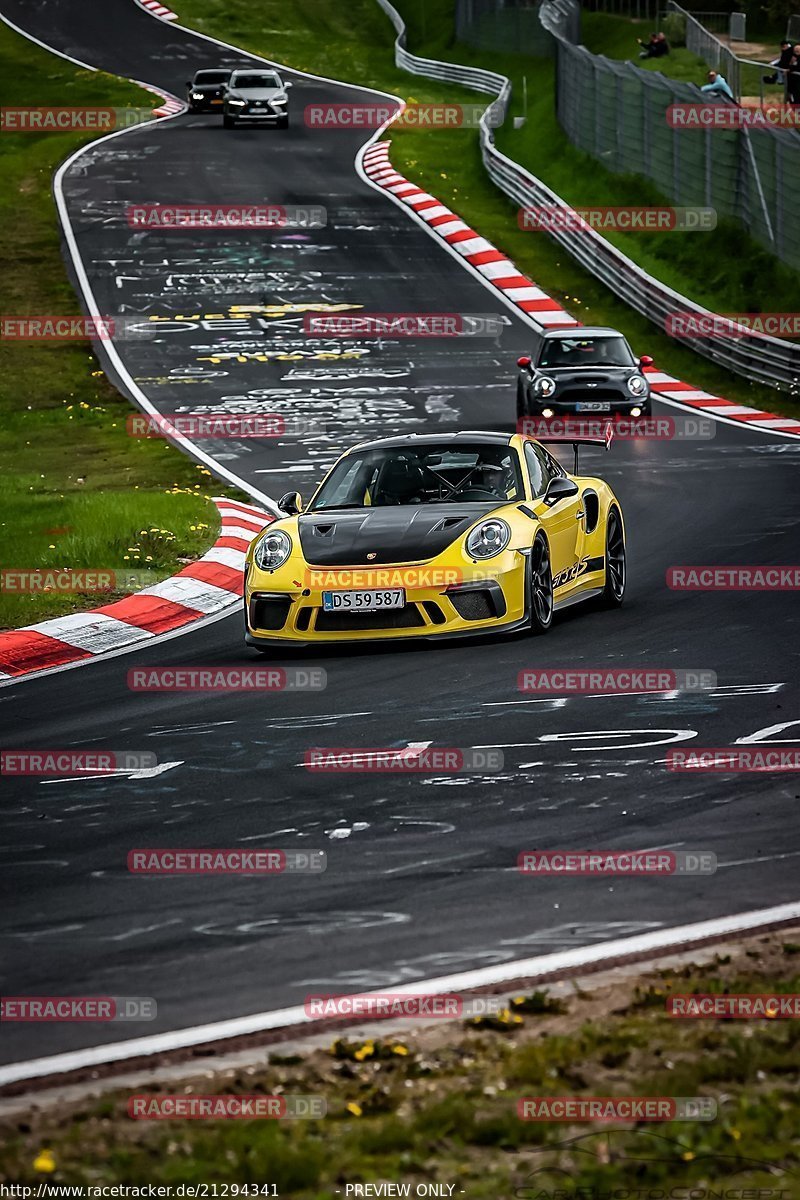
[{"x1": 742, "y1": 127, "x2": 776, "y2": 247}]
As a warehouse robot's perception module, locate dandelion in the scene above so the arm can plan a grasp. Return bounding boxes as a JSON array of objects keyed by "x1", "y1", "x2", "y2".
[
  {"x1": 33, "y1": 1150, "x2": 56, "y2": 1174},
  {"x1": 346, "y1": 1102, "x2": 363, "y2": 1117}
]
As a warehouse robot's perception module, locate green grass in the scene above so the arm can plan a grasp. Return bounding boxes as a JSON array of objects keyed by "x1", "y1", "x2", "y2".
[
  {"x1": 580, "y1": 11, "x2": 786, "y2": 98},
  {"x1": 176, "y1": 0, "x2": 800, "y2": 420},
  {"x1": 1, "y1": 936, "x2": 797, "y2": 1194},
  {"x1": 0, "y1": 23, "x2": 247, "y2": 629}
]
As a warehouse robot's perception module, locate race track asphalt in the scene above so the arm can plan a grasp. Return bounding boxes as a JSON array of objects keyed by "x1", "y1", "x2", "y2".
[{"x1": 1, "y1": 0, "x2": 799, "y2": 1067}]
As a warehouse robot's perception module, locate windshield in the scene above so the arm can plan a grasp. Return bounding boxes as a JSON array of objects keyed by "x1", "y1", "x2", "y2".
[
  {"x1": 194, "y1": 71, "x2": 230, "y2": 83},
  {"x1": 310, "y1": 444, "x2": 524, "y2": 510},
  {"x1": 539, "y1": 335, "x2": 634, "y2": 368},
  {"x1": 231, "y1": 72, "x2": 282, "y2": 89}
]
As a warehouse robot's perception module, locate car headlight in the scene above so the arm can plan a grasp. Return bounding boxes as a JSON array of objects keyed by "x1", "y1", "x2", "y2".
[
  {"x1": 466, "y1": 519, "x2": 511, "y2": 560},
  {"x1": 273, "y1": 96, "x2": 287, "y2": 104},
  {"x1": 191, "y1": 92, "x2": 204, "y2": 100},
  {"x1": 228, "y1": 98, "x2": 246, "y2": 106},
  {"x1": 534, "y1": 376, "x2": 556, "y2": 397},
  {"x1": 627, "y1": 374, "x2": 646, "y2": 395},
  {"x1": 253, "y1": 529, "x2": 292, "y2": 570}
]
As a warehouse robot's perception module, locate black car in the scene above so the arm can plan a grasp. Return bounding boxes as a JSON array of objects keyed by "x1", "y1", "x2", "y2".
[
  {"x1": 516, "y1": 326, "x2": 653, "y2": 420},
  {"x1": 186, "y1": 69, "x2": 232, "y2": 112}
]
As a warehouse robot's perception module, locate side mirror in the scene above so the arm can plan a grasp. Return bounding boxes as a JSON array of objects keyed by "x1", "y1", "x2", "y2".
[
  {"x1": 543, "y1": 476, "x2": 579, "y2": 506},
  {"x1": 278, "y1": 491, "x2": 303, "y2": 515},
  {"x1": 517, "y1": 356, "x2": 532, "y2": 369},
  {"x1": 639, "y1": 354, "x2": 654, "y2": 367},
  {"x1": 284, "y1": 80, "x2": 293, "y2": 88}
]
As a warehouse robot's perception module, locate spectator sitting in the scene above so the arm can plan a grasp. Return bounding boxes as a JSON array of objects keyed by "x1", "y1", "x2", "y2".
[
  {"x1": 701, "y1": 70, "x2": 734, "y2": 99},
  {"x1": 651, "y1": 32, "x2": 670, "y2": 57},
  {"x1": 637, "y1": 32, "x2": 658, "y2": 58},
  {"x1": 763, "y1": 40, "x2": 793, "y2": 85}
]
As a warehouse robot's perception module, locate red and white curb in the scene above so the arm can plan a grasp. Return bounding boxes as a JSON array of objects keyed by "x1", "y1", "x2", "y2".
[
  {"x1": 135, "y1": 0, "x2": 179, "y2": 21},
  {"x1": 362, "y1": 140, "x2": 800, "y2": 439},
  {"x1": 643, "y1": 369, "x2": 800, "y2": 436},
  {"x1": 139, "y1": 81, "x2": 185, "y2": 118},
  {"x1": 0, "y1": 499, "x2": 271, "y2": 683},
  {"x1": 362, "y1": 140, "x2": 578, "y2": 330}
]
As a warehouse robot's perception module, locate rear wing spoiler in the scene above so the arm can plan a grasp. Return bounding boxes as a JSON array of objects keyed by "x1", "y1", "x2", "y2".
[{"x1": 532, "y1": 422, "x2": 614, "y2": 473}]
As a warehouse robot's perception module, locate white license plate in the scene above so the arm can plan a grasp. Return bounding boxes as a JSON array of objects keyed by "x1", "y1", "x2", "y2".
[
  {"x1": 575, "y1": 401, "x2": 611, "y2": 412},
  {"x1": 322, "y1": 588, "x2": 405, "y2": 613}
]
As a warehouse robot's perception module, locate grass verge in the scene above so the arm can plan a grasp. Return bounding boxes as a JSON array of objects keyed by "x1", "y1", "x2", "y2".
[
  {"x1": 1, "y1": 929, "x2": 797, "y2": 1193},
  {"x1": 0, "y1": 22, "x2": 245, "y2": 629},
  {"x1": 579, "y1": 11, "x2": 787, "y2": 98},
  {"x1": 175, "y1": 0, "x2": 800, "y2": 420}
]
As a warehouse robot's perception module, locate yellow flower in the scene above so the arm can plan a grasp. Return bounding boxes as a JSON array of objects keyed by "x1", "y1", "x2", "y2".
[
  {"x1": 33, "y1": 1149, "x2": 56, "y2": 1173},
  {"x1": 391, "y1": 1044, "x2": 409, "y2": 1056},
  {"x1": 346, "y1": 1102, "x2": 363, "y2": 1117},
  {"x1": 682, "y1": 1151, "x2": 695, "y2": 1162}
]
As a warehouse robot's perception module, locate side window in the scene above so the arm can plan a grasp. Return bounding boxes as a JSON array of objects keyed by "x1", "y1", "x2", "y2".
[
  {"x1": 524, "y1": 442, "x2": 547, "y2": 498},
  {"x1": 543, "y1": 448, "x2": 566, "y2": 479}
]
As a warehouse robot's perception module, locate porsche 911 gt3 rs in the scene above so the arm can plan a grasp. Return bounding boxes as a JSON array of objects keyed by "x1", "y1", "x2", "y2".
[{"x1": 244, "y1": 430, "x2": 625, "y2": 649}]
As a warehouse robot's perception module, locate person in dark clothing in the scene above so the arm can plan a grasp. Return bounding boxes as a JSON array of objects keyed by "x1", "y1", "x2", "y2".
[
  {"x1": 788, "y1": 46, "x2": 800, "y2": 104},
  {"x1": 763, "y1": 41, "x2": 793, "y2": 85},
  {"x1": 637, "y1": 33, "x2": 658, "y2": 58},
  {"x1": 652, "y1": 32, "x2": 670, "y2": 57}
]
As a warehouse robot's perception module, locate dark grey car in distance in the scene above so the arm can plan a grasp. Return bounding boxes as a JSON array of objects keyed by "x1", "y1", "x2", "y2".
[
  {"x1": 223, "y1": 69, "x2": 292, "y2": 128},
  {"x1": 186, "y1": 69, "x2": 231, "y2": 112},
  {"x1": 516, "y1": 327, "x2": 653, "y2": 419}
]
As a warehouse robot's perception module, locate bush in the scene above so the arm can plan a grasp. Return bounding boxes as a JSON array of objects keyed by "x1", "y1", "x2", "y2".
[{"x1": 662, "y1": 11, "x2": 686, "y2": 46}]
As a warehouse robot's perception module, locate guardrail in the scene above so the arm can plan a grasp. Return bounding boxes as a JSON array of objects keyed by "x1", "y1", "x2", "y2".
[{"x1": 373, "y1": 0, "x2": 800, "y2": 391}]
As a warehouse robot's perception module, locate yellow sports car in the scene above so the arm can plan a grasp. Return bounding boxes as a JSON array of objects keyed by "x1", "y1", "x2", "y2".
[{"x1": 244, "y1": 430, "x2": 625, "y2": 648}]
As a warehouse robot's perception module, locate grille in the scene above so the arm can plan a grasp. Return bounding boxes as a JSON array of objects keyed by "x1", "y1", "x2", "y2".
[
  {"x1": 251, "y1": 596, "x2": 291, "y2": 631},
  {"x1": 449, "y1": 590, "x2": 495, "y2": 621},
  {"x1": 315, "y1": 605, "x2": 425, "y2": 632},
  {"x1": 422, "y1": 601, "x2": 446, "y2": 626},
  {"x1": 296, "y1": 607, "x2": 313, "y2": 632}
]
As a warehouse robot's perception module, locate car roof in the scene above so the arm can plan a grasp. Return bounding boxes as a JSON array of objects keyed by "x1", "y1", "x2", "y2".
[
  {"x1": 348, "y1": 432, "x2": 514, "y2": 452},
  {"x1": 540, "y1": 326, "x2": 624, "y2": 339},
  {"x1": 195, "y1": 68, "x2": 231, "y2": 76}
]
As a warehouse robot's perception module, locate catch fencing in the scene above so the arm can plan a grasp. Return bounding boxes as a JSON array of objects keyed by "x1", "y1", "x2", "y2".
[{"x1": 375, "y1": 0, "x2": 800, "y2": 389}]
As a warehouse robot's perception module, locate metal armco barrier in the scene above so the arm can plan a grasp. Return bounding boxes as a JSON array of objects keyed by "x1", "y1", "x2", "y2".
[{"x1": 374, "y1": 0, "x2": 800, "y2": 391}]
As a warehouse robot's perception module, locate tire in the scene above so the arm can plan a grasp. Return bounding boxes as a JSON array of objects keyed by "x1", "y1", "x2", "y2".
[
  {"x1": 223, "y1": 115, "x2": 235, "y2": 128},
  {"x1": 529, "y1": 533, "x2": 553, "y2": 634},
  {"x1": 516, "y1": 381, "x2": 528, "y2": 425},
  {"x1": 598, "y1": 508, "x2": 626, "y2": 608}
]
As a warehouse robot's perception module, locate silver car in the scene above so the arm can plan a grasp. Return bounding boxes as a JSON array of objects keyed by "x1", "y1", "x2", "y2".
[{"x1": 223, "y1": 69, "x2": 292, "y2": 128}]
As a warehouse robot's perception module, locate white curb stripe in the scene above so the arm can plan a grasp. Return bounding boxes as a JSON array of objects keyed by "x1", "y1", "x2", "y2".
[{"x1": 1, "y1": 900, "x2": 797, "y2": 1088}]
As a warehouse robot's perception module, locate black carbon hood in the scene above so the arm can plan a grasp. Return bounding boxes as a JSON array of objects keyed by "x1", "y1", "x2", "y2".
[{"x1": 298, "y1": 504, "x2": 502, "y2": 566}]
